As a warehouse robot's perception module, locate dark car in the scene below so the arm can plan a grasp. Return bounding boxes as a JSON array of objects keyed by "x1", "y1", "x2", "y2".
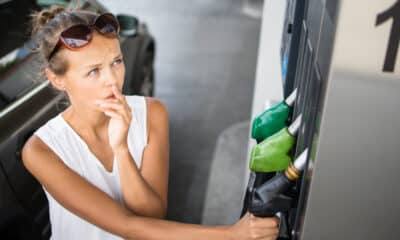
[{"x1": 0, "y1": 0, "x2": 155, "y2": 239}]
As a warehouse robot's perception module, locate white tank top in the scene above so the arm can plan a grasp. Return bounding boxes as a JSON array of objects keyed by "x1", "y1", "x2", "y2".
[{"x1": 34, "y1": 95, "x2": 147, "y2": 240}]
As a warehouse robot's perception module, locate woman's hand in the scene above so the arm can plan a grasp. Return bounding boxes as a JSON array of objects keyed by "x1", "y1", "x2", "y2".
[
  {"x1": 95, "y1": 85, "x2": 132, "y2": 152},
  {"x1": 229, "y1": 212, "x2": 279, "y2": 240}
]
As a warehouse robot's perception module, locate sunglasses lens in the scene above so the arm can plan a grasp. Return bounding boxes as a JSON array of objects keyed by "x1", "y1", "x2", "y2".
[
  {"x1": 95, "y1": 14, "x2": 119, "y2": 36},
  {"x1": 61, "y1": 25, "x2": 92, "y2": 48}
]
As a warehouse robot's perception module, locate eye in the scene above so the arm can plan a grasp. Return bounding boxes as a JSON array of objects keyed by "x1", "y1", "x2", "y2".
[
  {"x1": 87, "y1": 68, "x2": 99, "y2": 77},
  {"x1": 112, "y1": 58, "x2": 123, "y2": 66}
]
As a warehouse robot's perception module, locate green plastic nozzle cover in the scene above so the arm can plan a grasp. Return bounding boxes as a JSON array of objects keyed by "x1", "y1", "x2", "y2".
[
  {"x1": 251, "y1": 101, "x2": 290, "y2": 143},
  {"x1": 249, "y1": 127, "x2": 295, "y2": 172}
]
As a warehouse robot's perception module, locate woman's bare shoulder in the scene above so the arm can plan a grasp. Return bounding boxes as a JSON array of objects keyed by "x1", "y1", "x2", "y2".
[
  {"x1": 145, "y1": 97, "x2": 169, "y2": 124},
  {"x1": 21, "y1": 135, "x2": 57, "y2": 168},
  {"x1": 145, "y1": 97, "x2": 168, "y2": 116},
  {"x1": 143, "y1": 97, "x2": 169, "y2": 148}
]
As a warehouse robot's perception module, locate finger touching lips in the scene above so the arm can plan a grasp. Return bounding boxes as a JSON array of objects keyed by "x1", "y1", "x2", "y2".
[{"x1": 112, "y1": 85, "x2": 124, "y2": 101}]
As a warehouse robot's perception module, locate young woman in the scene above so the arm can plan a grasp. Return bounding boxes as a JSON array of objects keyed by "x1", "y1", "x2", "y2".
[{"x1": 22, "y1": 6, "x2": 279, "y2": 240}]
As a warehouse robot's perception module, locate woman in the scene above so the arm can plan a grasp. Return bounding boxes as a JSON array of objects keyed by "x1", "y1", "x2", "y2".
[{"x1": 22, "y1": 6, "x2": 279, "y2": 240}]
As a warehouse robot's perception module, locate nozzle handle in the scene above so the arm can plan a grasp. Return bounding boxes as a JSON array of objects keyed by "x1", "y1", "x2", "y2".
[
  {"x1": 293, "y1": 148, "x2": 308, "y2": 172},
  {"x1": 284, "y1": 88, "x2": 297, "y2": 107},
  {"x1": 288, "y1": 114, "x2": 302, "y2": 136}
]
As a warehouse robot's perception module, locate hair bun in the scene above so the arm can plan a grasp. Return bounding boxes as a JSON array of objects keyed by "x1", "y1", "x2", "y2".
[{"x1": 31, "y1": 6, "x2": 66, "y2": 35}]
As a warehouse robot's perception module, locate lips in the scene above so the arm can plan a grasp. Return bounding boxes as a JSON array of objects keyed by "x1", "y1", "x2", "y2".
[{"x1": 104, "y1": 93, "x2": 116, "y2": 100}]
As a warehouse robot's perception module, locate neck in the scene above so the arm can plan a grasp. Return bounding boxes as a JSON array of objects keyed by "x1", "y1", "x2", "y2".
[{"x1": 62, "y1": 104, "x2": 109, "y2": 139}]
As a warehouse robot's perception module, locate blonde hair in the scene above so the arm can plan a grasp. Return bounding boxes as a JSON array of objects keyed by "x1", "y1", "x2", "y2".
[{"x1": 30, "y1": 5, "x2": 98, "y2": 75}]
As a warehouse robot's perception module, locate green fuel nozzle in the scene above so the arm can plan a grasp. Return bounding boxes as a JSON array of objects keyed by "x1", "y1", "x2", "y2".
[
  {"x1": 249, "y1": 114, "x2": 302, "y2": 173},
  {"x1": 251, "y1": 89, "x2": 297, "y2": 143},
  {"x1": 241, "y1": 95, "x2": 300, "y2": 218}
]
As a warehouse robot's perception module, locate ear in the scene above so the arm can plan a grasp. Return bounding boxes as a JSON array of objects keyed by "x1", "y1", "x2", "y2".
[{"x1": 45, "y1": 67, "x2": 66, "y2": 91}]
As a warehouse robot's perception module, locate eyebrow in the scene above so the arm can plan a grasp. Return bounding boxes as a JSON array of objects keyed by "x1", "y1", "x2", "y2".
[{"x1": 83, "y1": 53, "x2": 123, "y2": 69}]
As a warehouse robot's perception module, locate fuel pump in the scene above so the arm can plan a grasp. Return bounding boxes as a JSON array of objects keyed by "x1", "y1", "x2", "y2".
[{"x1": 241, "y1": 114, "x2": 301, "y2": 216}]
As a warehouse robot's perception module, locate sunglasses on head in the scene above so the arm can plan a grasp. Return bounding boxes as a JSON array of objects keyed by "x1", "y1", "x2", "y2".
[{"x1": 47, "y1": 13, "x2": 120, "y2": 61}]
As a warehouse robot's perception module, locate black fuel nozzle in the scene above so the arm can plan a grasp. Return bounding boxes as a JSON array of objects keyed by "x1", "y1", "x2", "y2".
[{"x1": 248, "y1": 148, "x2": 308, "y2": 217}]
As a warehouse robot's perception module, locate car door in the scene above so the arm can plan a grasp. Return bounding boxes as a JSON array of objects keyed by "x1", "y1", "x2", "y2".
[{"x1": 0, "y1": 1, "x2": 68, "y2": 239}]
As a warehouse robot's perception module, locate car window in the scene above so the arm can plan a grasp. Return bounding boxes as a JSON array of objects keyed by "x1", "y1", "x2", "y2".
[
  {"x1": 0, "y1": 0, "x2": 105, "y2": 112},
  {"x1": 0, "y1": 0, "x2": 43, "y2": 111},
  {"x1": 36, "y1": 0, "x2": 102, "y2": 12}
]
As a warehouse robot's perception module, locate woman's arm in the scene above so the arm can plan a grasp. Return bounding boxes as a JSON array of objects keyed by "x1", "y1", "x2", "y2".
[
  {"x1": 98, "y1": 86, "x2": 169, "y2": 218},
  {"x1": 22, "y1": 136, "x2": 133, "y2": 237},
  {"x1": 114, "y1": 97, "x2": 169, "y2": 218},
  {"x1": 22, "y1": 136, "x2": 278, "y2": 240}
]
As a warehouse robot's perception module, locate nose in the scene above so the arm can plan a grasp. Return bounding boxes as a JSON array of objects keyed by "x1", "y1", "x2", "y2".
[{"x1": 103, "y1": 67, "x2": 118, "y2": 86}]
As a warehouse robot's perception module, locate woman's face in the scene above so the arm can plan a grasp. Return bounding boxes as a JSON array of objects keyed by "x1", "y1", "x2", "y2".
[{"x1": 55, "y1": 31, "x2": 125, "y2": 111}]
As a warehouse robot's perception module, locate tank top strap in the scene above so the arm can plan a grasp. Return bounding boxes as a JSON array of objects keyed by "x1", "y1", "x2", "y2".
[
  {"x1": 125, "y1": 95, "x2": 148, "y2": 150},
  {"x1": 34, "y1": 114, "x2": 89, "y2": 174},
  {"x1": 34, "y1": 115, "x2": 67, "y2": 161}
]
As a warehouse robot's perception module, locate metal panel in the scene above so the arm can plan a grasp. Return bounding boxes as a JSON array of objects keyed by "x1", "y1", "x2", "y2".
[
  {"x1": 281, "y1": 0, "x2": 308, "y2": 97},
  {"x1": 298, "y1": 0, "x2": 400, "y2": 239},
  {"x1": 301, "y1": 70, "x2": 400, "y2": 239}
]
